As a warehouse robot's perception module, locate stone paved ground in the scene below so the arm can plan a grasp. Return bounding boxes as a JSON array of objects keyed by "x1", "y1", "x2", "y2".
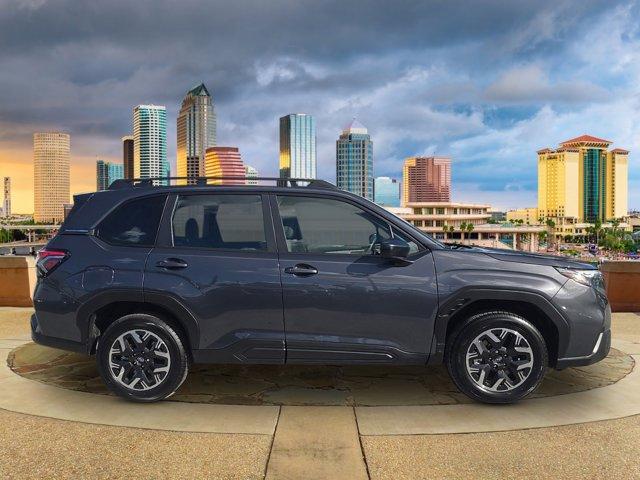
[{"x1": 1, "y1": 308, "x2": 640, "y2": 479}]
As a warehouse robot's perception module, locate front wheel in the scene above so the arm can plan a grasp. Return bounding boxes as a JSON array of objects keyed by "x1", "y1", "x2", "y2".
[
  {"x1": 446, "y1": 311, "x2": 548, "y2": 404},
  {"x1": 96, "y1": 314, "x2": 189, "y2": 402}
]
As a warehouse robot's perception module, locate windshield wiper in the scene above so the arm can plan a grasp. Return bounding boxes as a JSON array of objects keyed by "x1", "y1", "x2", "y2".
[{"x1": 445, "y1": 242, "x2": 473, "y2": 249}]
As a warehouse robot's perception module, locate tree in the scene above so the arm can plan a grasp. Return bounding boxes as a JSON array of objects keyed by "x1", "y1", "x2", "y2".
[
  {"x1": 466, "y1": 223, "x2": 474, "y2": 245},
  {"x1": 545, "y1": 218, "x2": 556, "y2": 248},
  {"x1": 459, "y1": 222, "x2": 467, "y2": 243}
]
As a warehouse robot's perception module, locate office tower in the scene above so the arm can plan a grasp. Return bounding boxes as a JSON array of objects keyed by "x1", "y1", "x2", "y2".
[
  {"x1": 374, "y1": 176, "x2": 400, "y2": 207},
  {"x1": 204, "y1": 147, "x2": 245, "y2": 185},
  {"x1": 133, "y1": 105, "x2": 169, "y2": 186},
  {"x1": 279, "y1": 114, "x2": 316, "y2": 179},
  {"x1": 33, "y1": 132, "x2": 70, "y2": 223},
  {"x1": 176, "y1": 83, "x2": 217, "y2": 184},
  {"x1": 245, "y1": 165, "x2": 258, "y2": 185},
  {"x1": 96, "y1": 160, "x2": 125, "y2": 191},
  {"x1": 122, "y1": 135, "x2": 134, "y2": 180},
  {"x1": 3, "y1": 177, "x2": 10, "y2": 217},
  {"x1": 537, "y1": 135, "x2": 628, "y2": 222},
  {"x1": 402, "y1": 156, "x2": 451, "y2": 206},
  {"x1": 336, "y1": 119, "x2": 373, "y2": 200}
]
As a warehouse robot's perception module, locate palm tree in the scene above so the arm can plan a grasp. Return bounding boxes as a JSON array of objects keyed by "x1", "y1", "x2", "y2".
[
  {"x1": 466, "y1": 223, "x2": 474, "y2": 245},
  {"x1": 442, "y1": 225, "x2": 449, "y2": 240},
  {"x1": 459, "y1": 222, "x2": 467, "y2": 243},
  {"x1": 545, "y1": 218, "x2": 556, "y2": 248}
]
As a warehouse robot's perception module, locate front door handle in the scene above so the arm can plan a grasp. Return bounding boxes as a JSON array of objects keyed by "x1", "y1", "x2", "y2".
[
  {"x1": 156, "y1": 258, "x2": 189, "y2": 269},
  {"x1": 284, "y1": 264, "x2": 318, "y2": 276}
]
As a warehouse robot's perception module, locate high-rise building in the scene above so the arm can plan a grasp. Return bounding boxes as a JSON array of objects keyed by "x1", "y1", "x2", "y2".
[
  {"x1": 33, "y1": 132, "x2": 70, "y2": 223},
  {"x1": 402, "y1": 156, "x2": 451, "y2": 206},
  {"x1": 537, "y1": 135, "x2": 628, "y2": 222},
  {"x1": 204, "y1": 147, "x2": 245, "y2": 185},
  {"x1": 245, "y1": 165, "x2": 258, "y2": 185},
  {"x1": 336, "y1": 119, "x2": 373, "y2": 200},
  {"x1": 374, "y1": 176, "x2": 400, "y2": 207},
  {"x1": 3, "y1": 177, "x2": 10, "y2": 217},
  {"x1": 279, "y1": 114, "x2": 316, "y2": 179},
  {"x1": 122, "y1": 135, "x2": 134, "y2": 180},
  {"x1": 133, "y1": 105, "x2": 169, "y2": 186},
  {"x1": 96, "y1": 160, "x2": 124, "y2": 191},
  {"x1": 177, "y1": 83, "x2": 217, "y2": 184}
]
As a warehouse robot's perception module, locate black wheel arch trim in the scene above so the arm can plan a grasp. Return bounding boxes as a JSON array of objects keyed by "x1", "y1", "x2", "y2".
[
  {"x1": 429, "y1": 287, "x2": 570, "y2": 365},
  {"x1": 76, "y1": 289, "x2": 201, "y2": 353}
]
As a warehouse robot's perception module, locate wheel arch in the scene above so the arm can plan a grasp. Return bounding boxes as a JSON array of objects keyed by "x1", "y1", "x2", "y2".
[{"x1": 430, "y1": 288, "x2": 569, "y2": 367}]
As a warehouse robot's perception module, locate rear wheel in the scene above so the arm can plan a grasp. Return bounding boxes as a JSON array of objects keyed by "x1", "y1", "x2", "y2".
[
  {"x1": 96, "y1": 314, "x2": 189, "y2": 402},
  {"x1": 446, "y1": 311, "x2": 548, "y2": 404}
]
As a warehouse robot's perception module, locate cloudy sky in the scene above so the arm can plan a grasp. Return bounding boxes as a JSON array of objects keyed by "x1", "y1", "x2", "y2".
[{"x1": 1, "y1": 0, "x2": 639, "y2": 213}]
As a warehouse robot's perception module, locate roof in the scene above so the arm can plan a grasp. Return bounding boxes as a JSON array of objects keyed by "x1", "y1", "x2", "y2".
[
  {"x1": 560, "y1": 134, "x2": 612, "y2": 145},
  {"x1": 611, "y1": 148, "x2": 629, "y2": 154},
  {"x1": 342, "y1": 118, "x2": 368, "y2": 135},
  {"x1": 537, "y1": 148, "x2": 553, "y2": 154},
  {"x1": 187, "y1": 83, "x2": 210, "y2": 97}
]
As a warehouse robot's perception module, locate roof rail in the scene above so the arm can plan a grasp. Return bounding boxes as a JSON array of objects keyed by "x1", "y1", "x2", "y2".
[{"x1": 108, "y1": 176, "x2": 338, "y2": 190}]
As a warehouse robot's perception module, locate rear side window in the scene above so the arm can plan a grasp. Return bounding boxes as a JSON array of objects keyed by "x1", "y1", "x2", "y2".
[
  {"x1": 97, "y1": 195, "x2": 166, "y2": 247},
  {"x1": 172, "y1": 194, "x2": 267, "y2": 251}
]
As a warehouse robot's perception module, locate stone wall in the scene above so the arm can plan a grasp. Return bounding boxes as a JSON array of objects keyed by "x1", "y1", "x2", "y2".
[
  {"x1": 0, "y1": 256, "x2": 35, "y2": 307},
  {"x1": 601, "y1": 261, "x2": 640, "y2": 313}
]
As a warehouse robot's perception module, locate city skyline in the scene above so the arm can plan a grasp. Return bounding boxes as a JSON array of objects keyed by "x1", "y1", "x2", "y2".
[{"x1": 1, "y1": 1, "x2": 639, "y2": 213}]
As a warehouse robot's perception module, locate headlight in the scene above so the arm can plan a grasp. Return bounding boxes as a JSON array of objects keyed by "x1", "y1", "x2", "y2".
[{"x1": 555, "y1": 267, "x2": 602, "y2": 287}]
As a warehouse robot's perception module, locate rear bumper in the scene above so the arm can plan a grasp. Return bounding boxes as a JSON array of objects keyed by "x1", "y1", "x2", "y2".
[
  {"x1": 31, "y1": 313, "x2": 87, "y2": 353},
  {"x1": 555, "y1": 328, "x2": 611, "y2": 369}
]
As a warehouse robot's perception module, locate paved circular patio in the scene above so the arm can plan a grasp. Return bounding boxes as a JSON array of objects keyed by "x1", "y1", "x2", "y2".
[{"x1": 8, "y1": 342, "x2": 634, "y2": 406}]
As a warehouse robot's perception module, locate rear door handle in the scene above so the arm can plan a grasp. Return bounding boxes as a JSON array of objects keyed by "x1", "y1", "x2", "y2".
[
  {"x1": 284, "y1": 264, "x2": 318, "y2": 276},
  {"x1": 156, "y1": 258, "x2": 188, "y2": 269}
]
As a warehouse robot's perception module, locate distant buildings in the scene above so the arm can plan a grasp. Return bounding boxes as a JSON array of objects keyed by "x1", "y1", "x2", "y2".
[
  {"x1": 537, "y1": 135, "x2": 628, "y2": 223},
  {"x1": 133, "y1": 105, "x2": 169, "y2": 186},
  {"x1": 33, "y1": 132, "x2": 70, "y2": 223},
  {"x1": 336, "y1": 119, "x2": 373, "y2": 201},
  {"x1": 374, "y1": 177, "x2": 400, "y2": 207},
  {"x1": 204, "y1": 147, "x2": 245, "y2": 185},
  {"x1": 121, "y1": 135, "x2": 134, "y2": 180},
  {"x1": 96, "y1": 160, "x2": 124, "y2": 191},
  {"x1": 3, "y1": 177, "x2": 10, "y2": 217},
  {"x1": 506, "y1": 207, "x2": 539, "y2": 224},
  {"x1": 245, "y1": 165, "x2": 258, "y2": 185},
  {"x1": 279, "y1": 114, "x2": 316, "y2": 179},
  {"x1": 402, "y1": 156, "x2": 451, "y2": 206},
  {"x1": 177, "y1": 83, "x2": 217, "y2": 184}
]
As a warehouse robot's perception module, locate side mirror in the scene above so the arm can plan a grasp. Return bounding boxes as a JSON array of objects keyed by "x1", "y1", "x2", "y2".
[{"x1": 379, "y1": 238, "x2": 412, "y2": 265}]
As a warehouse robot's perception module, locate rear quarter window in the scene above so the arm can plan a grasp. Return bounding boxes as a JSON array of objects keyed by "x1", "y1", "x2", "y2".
[{"x1": 97, "y1": 195, "x2": 166, "y2": 247}]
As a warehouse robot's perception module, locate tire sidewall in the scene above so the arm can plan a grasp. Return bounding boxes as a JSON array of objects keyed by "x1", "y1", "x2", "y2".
[
  {"x1": 96, "y1": 314, "x2": 188, "y2": 403},
  {"x1": 448, "y1": 313, "x2": 548, "y2": 404}
]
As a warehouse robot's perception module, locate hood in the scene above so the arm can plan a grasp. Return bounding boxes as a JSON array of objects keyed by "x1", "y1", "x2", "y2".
[{"x1": 447, "y1": 245, "x2": 596, "y2": 269}]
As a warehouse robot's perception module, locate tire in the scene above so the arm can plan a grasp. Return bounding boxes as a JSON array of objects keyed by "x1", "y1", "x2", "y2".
[
  {"x1": 96, "y1": 314, "x2": 189, "y2": 402},
  {"x1": 446, "y1": 311, "x2": 548, "y2": 404}
]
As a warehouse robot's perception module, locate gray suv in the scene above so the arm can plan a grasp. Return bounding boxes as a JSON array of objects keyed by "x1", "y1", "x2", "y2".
[{"x1": 31, "y1": 178, "x2": 611, "y2": 404}]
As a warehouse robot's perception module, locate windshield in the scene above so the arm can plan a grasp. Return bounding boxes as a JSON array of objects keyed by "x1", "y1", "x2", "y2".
[{"x1": 386, "y1": 210, "x2": 447, "y2": 249}]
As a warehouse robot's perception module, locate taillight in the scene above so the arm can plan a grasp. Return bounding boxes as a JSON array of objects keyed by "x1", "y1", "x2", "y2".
[{"x1": 36, "y1": 248, "x2": 69, "y2": 276}]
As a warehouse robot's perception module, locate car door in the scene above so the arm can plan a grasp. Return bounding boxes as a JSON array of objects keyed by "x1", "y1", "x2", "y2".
[
  {"x1": 271, "y1": 193, "x2": 439, "y2": 365},
  {"x1": 144, "y1": 192, "x2": 285, "y2": 364}
]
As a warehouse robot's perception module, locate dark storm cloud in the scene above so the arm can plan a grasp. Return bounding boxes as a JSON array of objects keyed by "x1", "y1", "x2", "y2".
[{"x1": 0, "y1": 0, "x2": 637, "y2": 209}]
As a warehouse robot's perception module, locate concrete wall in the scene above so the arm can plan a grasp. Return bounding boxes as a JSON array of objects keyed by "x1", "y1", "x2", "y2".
[
  {"x1": 0, "y1": 256, "x2": 35, "y2": 307},
  {"x1": 601, "y1": 261, "x2": 640, "y2": 313}
]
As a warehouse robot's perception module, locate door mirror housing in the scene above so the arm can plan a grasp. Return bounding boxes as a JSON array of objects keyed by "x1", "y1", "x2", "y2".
[{"x1": 378, "y1": 238, "x2": 412, "y2": 265}]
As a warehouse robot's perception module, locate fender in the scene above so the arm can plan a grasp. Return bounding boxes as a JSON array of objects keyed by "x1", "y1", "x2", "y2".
[
  {"x1": 76, "y1": 289, "x2": 201, "y2": 353},
  {"x1": 428, "y1": 287, "x2": 570, "y2": 365}
]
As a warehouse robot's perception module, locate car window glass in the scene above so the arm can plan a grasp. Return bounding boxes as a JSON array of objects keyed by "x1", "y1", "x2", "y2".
[
  {"x1": 97, "y1": 195, "x2": 166, "y2": 247},
  {"x1": 276, "y1": 196, "x2": 393, "y2": 254},
  {"x1": 172, "y1": 194, "x2": 266, "y2": 251}
]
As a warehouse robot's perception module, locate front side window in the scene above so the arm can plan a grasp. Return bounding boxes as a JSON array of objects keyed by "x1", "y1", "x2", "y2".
[
  {"x1": 97, "y1": 195, "x2": 166, "y2": 247},
  {"x1": 276, "y1": 196, "x2": 421, "y2": 255},
  {"x1": 172, "y1": 194, "x2": 266, "y2": 251}
]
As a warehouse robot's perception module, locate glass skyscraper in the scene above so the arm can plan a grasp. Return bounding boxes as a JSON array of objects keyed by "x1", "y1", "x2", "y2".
[
  {"x1": 279, "y1": 114, "x2": 316, "y2": 179},
  {"x1": 374, "y1": 176, "x2": 400, "y2": 207},
  {"x1": 133, "y1": 105, "x2": 169, "y2": 186},
  {"x1": 97, "y1": 160, "x2": 124, "y2": 191},
  {"x1": 336, "y1": 119, "x2": 373, "y2": 200},
  {"x1": 177, "y1": 83, "x2": 216, "y2": 184}
]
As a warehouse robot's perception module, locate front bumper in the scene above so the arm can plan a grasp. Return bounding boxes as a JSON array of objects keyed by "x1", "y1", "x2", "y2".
[{"x1": 555, "y1": 328, "x2": 611, "y2": 369}]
